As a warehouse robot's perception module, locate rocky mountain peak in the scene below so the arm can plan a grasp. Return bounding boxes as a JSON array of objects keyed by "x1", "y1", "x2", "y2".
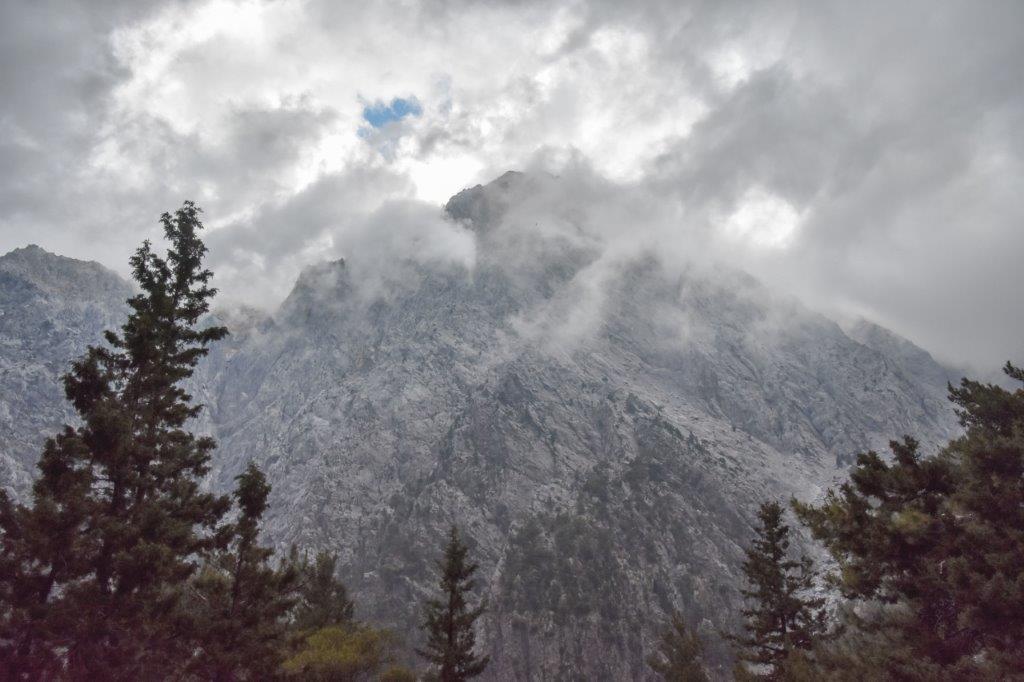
[
  {"x1": 0, "y1": 245, "x2": 132, "y2": 498},
  {"x1": 275, "y1": 257, "x2": 352, "y2": 326},
  {"x1": 444, "y1": 170, "x2": 528, "y2": 233},
  {"x1": 0, "y1": 244, "x2": 131, "y2": 302},
  {"x1": 289, "y1": 257, "x2": 349, "y2": 298}
]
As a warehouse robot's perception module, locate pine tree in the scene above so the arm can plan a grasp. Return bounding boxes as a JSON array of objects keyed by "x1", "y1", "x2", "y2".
[
  {"x1": 189, "y1": 463, "x2": 297, "y2": 680},
  {"x1": 793, "y1": 363, "x2": 1024, "y2": 678},
  {"x1": 291, "y1": 550, "x2": 355, "y2": 633},
  {"x1": 730, "y1": 501, "x2": 826, "y2": 679},
  {"x1": 0, "y1": 202, "x2": 231, "y2": 678},
  {"x1": 281, "y1": 550, "x2": 402, "y2": 681},
  {"x1": 416, "y1": 526, "x2": 490, "y2": 682},
  {"x1": 646, "y1": 611, "x2": 710, "y2": 682}
]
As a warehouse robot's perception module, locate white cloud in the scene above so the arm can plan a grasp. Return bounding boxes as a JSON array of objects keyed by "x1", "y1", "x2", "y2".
[
  {"x1": 722, "y1": 187, "x2": 801, "y2": 249},
  {"x1": 0, "y1": 0, "x2": 1022, "y2": 368}
]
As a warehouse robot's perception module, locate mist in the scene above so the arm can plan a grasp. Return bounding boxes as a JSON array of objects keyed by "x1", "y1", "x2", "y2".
[{"x1": 1, "y1": 0, "x2": 1021, "y2": 370}]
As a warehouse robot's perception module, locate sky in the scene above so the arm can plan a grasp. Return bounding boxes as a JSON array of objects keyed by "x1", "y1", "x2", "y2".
[{"x1": 0, "y1": 0, "x2": 1021, "y2": 370}]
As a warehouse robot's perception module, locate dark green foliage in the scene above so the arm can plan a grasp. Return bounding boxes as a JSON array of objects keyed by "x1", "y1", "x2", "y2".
[
  {"x1": 417, "y1": 526, "x2": 490, "y2": 681},
  {"x1": 0, "y1": 203, "x2": 231, "y2": 678},
  {"x1": 646, "y1": 611, "x2": 710, "y2": 682},
  {"x1": 793, "y1": 363, "x2": 1024, "y2": 679},
  {"x1": 730, "y1": 501, "x2": 826, "y2": 679},
  {"x1": 775, "y1": 603, "x2": 934, "y2": 681},
  {"x1": 291, "y1": 549, "x2": 355, "y2": 633},
  {"x1": 188, "y1": 463, "x2": 297, "y2": 680},
  {"x1": 0, "y1": 203, "x2": 371, "y2": 680}
]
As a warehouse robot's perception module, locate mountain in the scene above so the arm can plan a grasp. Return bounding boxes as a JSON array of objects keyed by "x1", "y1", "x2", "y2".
[
  {"x1": 0, "y1": 175, "x2": 960, "y2": 679},
  {"x1": 843, "y1": 317, "x2": 960, "y2": 393},
  {"x1": 0, "y1": 245, "x2": 132, "y2": 496}
]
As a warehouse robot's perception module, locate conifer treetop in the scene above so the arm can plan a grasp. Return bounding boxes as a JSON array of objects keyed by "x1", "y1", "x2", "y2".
[{"x1": 417, "y1": 526, "x2": 490, "y2": 682}]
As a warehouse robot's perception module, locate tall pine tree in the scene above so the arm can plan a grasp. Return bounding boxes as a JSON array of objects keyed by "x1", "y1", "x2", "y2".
[
  {"x1": 290, "y1": 550, "x2": 355, "y2": 633},
  {"x1": 646, "y1": 611, "x2": 710, "y2": 682},
  {"x1": 794, "y1": 363, "x2": 1024, "y2": 678},
  {"x1": 188, "y1": 463, "x2": 297, "y2": 680},
  {"x1": 416, "y1": 526, "x2": 490, "y2": 682},
  {"x1": 730, "y1": 501, "x2": 826, "y2": 680},
  {"x1": 0, "y1": 203, "x2": 231, "y2": 678}
]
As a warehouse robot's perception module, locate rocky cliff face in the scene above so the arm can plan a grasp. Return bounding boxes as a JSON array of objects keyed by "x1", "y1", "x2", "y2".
[
  {"x1": 0, "y1": 175, "x2": 959, "y2": 679},
  {"x1": 0, "y1": 245, "x2": 132, "y2": 496}
]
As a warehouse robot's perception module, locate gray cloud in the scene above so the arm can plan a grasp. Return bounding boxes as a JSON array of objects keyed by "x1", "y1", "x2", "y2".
[
  {"x1": 0, "y1": 0, "x2": 1021, "y2": 370},
  {"x1": 205, "y1": 164, "x2": 474, "y2": 306}
]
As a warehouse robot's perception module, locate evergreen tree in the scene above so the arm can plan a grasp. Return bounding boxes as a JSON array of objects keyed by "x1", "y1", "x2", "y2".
[
  {"x1": 730, "y1": 501, "x2": 826, "y2": 679},
  {"x1": 291, "y1": 550, "x2": 355, "y2": 633},
  {"x1": 281, "y1": 549, "x2": 401, "y2": 681},
  {"x1": 416, "y1": 526, "x2": 490, "y2": 681},
  {"x1": 646, "y1": 611, "x2": 710, "y2": 682},
  {"x1": 774, "y1": 603, "x2": 921, "y2": 682},
  {"x1": 0, "y1": 202, "x2": 230, "y2": 679},
  {"x1": 189, "y1": 463, "x2": 297, "y2": 680},
  {"x1": 793, "y1": 363, "x2": 1024, "y2": 678}
]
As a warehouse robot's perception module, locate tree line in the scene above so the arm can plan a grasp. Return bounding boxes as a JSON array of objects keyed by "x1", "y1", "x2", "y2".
[
  {"x1": 647, "y1": 369, "x2": 1024, "y2": 679},
  {"x1": 2, "y1": 203, "x2": 1023, "y2": 680},
  {"x1": 0, "y1": 204, "x2": 488, "y2": 681}
]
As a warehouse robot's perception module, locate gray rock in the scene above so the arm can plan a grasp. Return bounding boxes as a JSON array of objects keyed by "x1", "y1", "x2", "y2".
[
  {"x1": 0, "y1": 245, "x2": 131, "y2": 497},
  {"x1": 0, "y1": 177, "x2": 958, "y2": 679}
]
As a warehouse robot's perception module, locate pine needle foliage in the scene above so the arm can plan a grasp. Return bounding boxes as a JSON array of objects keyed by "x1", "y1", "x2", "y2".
[
  {"x1": 417, "y1": 526, "x2": 490, "y2": 681},
  {"x1": 291, "y1": 550, "x2": 355, "y2": 633},
  {"x1": 730, "y1": 501, "x2": 826, "y2": 679},
  {"x1": 0, "y1": 202, "x2": 231, "y2": 679},
  {"x1": 793, "y1": 363, "x2": 1024, "y2": 678},
  {"x1": 188, "y1": 463, "x2": 297, "y2": 680}
]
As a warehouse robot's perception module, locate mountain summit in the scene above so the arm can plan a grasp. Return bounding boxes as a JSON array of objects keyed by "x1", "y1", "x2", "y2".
[
  {"x1": 0, "y1": 176, "x2": 958, "y2": 678},
  {"x1": 0, "y1": 245, "x2": 131, "y2": 492}
]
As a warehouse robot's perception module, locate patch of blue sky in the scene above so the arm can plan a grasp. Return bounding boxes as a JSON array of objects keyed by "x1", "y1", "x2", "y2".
[{"x1": 361, "y1": 97, "x2": 422, "y2": 128}]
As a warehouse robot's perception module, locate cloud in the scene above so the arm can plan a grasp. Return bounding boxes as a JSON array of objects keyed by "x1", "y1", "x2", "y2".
[
  {"x1": 0, "y1": 0, "x2": 1021, "y2": 369},
  {"x1": 204, "y1": 163, "x2": 475, "y2": 307}
]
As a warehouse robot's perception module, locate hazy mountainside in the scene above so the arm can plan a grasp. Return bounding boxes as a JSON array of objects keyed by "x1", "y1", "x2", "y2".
[
  {"x1": 0, "y1": 174, "x2": 960, "y2": 679},
  {"x1": 0, "y1": 245, "x2": 132, "y2": 495},
  {"x1": 843, "y1": 318, "x2": 961, "y2": 396},
  {"x1": 201, "y1": 173, "x2": 959, "y2": 678}
]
